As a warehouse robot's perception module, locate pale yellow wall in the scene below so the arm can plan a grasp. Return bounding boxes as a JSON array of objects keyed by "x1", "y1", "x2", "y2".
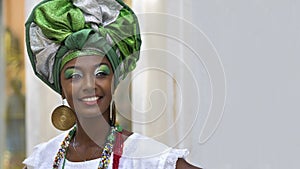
[
  {"x1": 4, "y1": 0, "x2": 25, "y2": 48},
  {"x1": 4, "y1": 0, "x2": 26, "y2": 94}
]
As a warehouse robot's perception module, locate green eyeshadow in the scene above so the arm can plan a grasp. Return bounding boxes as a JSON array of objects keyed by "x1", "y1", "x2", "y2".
[
  {"x1": 95, "y1": 64, "x2": 110, "y2": 75},
  {"x1": 64, "y1": 68, "x2": 82, "y2": 79}
]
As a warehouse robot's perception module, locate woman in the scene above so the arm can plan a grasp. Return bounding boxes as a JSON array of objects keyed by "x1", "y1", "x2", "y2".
[{"x1": 23, "y1": 0, "x2": 202, "y2": 168}]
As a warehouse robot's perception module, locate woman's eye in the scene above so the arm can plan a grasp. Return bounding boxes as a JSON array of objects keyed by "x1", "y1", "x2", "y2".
[
  {"x1": 71, "y1": 73, "x2": 82, "y2": 79},
  {"x1": 95, "y1": 65, "x2": 110, "y2": 77},
  {"x1": 64, "y1": 68, "x2": 82, "y2": 80}
]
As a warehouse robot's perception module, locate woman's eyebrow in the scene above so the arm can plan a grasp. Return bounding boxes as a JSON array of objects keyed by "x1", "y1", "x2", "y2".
[
  {"x1": 64, "y1": 66, "x2": 80, "y2": 70},
  {"x1": 94, "y1": 63, "x2": 109, "y2": 68},
  {"x1": 64, "y1": 63, "x2": 110, "y2": 70}
]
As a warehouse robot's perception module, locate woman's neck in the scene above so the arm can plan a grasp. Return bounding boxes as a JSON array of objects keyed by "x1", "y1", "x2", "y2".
[{"x1": 75, "y1": 112, "x2": 111, "y2": 147}]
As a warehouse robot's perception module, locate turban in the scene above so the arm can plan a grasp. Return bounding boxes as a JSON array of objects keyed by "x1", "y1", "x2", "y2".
[{"x1": 25, "y1": 0, "x2": 142, "y2": 94}]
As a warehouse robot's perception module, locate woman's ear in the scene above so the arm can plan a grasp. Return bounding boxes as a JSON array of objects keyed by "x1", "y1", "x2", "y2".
[{"x1": 61, "y1": 92, "x2": 65, "y2": 99}]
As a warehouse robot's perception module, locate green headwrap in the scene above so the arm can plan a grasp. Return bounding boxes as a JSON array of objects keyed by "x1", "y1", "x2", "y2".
[{"x1": 25, "y1": 0, "x2": 141, "y2": 94}]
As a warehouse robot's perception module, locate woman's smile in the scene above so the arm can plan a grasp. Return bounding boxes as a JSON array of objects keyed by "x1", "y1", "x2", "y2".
[{"x1": 79, "y1": 96, "x2": 103, "y2": 106}]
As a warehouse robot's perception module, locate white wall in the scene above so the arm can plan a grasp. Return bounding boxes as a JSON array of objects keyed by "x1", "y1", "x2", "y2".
[
  {"x1": 131, "y1": 0, "x2": 225, "y2": 167},
  {"x1": 189, "y1": 0, "x2": 300, "y2": 168},
  {"x1": 132, "y1": 0, "x2": 300, "y2": 168}
]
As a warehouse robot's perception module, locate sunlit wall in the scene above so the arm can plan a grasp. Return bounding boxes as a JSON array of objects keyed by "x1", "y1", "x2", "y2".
[
  {"x1": 0, "y1": 1, "x2": 5, "y2": 168},
  {"x1": 1, "y1": 0, "x2": 26, "y2": 168}
]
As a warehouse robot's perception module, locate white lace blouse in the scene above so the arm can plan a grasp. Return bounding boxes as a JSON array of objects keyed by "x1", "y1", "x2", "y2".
[{"x1": 23, "y1": 132, "x2": 190, "y2": 169}]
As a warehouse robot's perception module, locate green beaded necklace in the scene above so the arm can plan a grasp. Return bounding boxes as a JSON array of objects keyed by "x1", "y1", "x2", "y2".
[{"x1": 53, "y1": 125, "x2": 121, "y2": 169}]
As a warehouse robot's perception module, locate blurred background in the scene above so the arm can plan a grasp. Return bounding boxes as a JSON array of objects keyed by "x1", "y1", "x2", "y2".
[{"x1": 0, "y1": 0, "x2": 300, "y2": 169}]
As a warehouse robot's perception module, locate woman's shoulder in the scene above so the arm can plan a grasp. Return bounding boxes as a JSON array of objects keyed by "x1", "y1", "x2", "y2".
[
  {"x1": 121, "y1": 132, "x2": 193, "y2": 169},
  {"x1": 176, "y1": 158, "x2": 203, "y2": 169},
  {"x1": 125, "y1": 132, "x2": 189, "y2": 156},
  {"x1": 23, "y1": 132, "x2": 68, "y2": 168}
]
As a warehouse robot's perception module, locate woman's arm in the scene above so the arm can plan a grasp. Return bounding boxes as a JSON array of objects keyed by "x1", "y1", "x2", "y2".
[{"x1": 176, "y1": 158, "x2": 202, "y2": 169}]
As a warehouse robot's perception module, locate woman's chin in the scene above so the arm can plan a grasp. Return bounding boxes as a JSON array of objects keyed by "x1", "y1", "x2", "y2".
[{"x1": 75, "y1": 108, "x2": 109, "y2": 121}]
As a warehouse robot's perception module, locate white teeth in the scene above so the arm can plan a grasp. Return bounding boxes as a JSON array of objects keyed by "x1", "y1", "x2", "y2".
[{"x1": 82, "y1": 97, "x2": 99, "y2": 102}]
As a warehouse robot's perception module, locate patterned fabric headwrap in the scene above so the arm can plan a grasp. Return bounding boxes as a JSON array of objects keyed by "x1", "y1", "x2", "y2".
[{"x1": 25, "y1": 0, "x2": 141, "y2": 94}]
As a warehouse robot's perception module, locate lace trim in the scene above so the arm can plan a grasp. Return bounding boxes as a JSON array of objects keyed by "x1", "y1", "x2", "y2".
[{"x1": 164, "y1": 149, "x2": 189, "y2": 169}]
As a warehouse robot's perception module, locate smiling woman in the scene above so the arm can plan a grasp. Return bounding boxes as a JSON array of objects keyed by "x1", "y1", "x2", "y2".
[
  {"x1": 22, "y1": 0, "x2": 202, "y2": 169},
  {"x1": 60, "y1": 56, "x2": 113, "y2": 119}
]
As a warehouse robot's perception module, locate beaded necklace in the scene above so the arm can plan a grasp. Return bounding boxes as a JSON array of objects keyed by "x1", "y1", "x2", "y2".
[{"x1": 53, "y1": 125, "x2": 123, "y2": 169}]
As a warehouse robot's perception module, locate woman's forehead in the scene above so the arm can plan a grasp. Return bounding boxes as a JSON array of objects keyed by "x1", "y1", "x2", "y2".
[{"x1": 66, "y1": 55, "x2": 110, "y2": 66}]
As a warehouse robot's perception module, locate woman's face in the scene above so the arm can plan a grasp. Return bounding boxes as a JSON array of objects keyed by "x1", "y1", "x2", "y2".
[{"x1": 60, "y1": 55, "x2": 113, "y2": 118}]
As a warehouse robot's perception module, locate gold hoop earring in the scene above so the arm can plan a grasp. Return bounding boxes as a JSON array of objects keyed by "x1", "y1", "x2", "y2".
[
  {"x1": 51, "y1": 99, "x2": 76, "y2": 131},
  {"x1": 110, "y1": 100, "x2": 116, "y2": 126}
]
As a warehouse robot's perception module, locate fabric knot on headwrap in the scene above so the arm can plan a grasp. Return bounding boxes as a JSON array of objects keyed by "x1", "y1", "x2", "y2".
[{"x1": 25, "y1": 0, "x2": 141, "y2": 94}]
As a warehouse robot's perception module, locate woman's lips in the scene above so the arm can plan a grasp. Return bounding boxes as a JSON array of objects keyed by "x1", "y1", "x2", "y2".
[{"x1": 80, "y1": 96, "x2": 102, "y2": 105}]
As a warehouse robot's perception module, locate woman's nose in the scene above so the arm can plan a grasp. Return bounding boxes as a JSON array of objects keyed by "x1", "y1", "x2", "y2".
[{"x1": 82, "y1": 75, "x2": 96, "y2": 92}]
